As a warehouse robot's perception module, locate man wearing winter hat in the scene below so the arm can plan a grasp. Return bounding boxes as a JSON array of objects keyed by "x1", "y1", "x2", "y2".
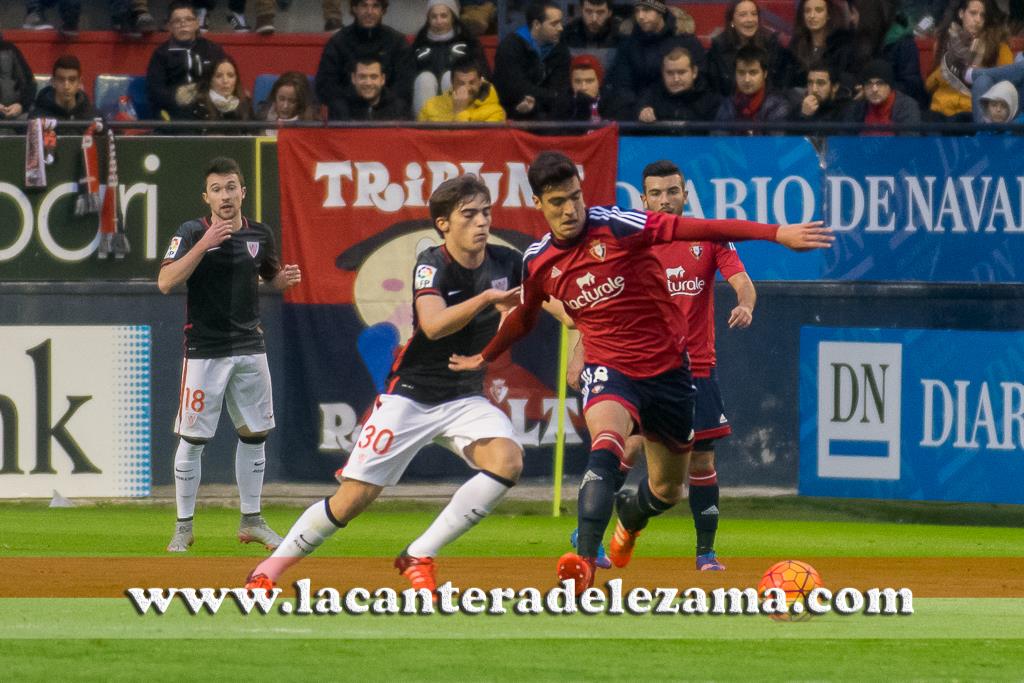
[{"x1": 847, "y1": 59, "x2": 920, "y2": 135}]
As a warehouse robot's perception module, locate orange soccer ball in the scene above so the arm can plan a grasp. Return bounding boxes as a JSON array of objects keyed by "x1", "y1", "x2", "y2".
[{"x1": 757, "y1": 560, "x2": 823, "y2": 621}]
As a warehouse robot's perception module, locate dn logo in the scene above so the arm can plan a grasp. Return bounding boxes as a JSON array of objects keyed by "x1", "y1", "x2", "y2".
[
  {"x1": 831, "y1": 362, "x2": 889, "y2": 425},
  {"x1": 0, "y1": 340, "x2": 99, "y2": 476},
  {"x1": 817, "y1": 342, "x2": 902, "y2": 480}
]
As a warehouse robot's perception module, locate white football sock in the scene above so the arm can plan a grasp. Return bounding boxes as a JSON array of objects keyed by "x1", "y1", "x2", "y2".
[
  {"x1": 406, "y1": 472, "x2": 512, "y2": 558},
  {"x1": 235, "y1": 439, "x2": 266, "y2": 515},
  {"x1": 252, "y1": 499, "x2": 342, "y2": 581},
  {"x1": 173, "y1": 439, "x2": 204, "y2": 520}
]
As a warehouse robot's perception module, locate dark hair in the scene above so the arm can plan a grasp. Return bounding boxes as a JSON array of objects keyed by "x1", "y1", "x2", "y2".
[
  {"x1": 201, "y1": 55, "x2": 247, "y2": 99},
  {"x1": 350, "y1": 0, "x2": 388, "y2": 10},
  {"x1": 790, "y1": 0, "x2": 844, "y2": 71},
  {"x1": 735, "y1": 44, "x2": 770, "y2": 70},
  {"x1": 451, "y1": 54, "x2": 482, "y2": 77},
  {"x1": 526, "y1": 1, "x2": 561, "y2": 27},
  {"x1": 663, "y1": 46, "x2": 694, "y2": 67},
  {"x1": 641, "y1": 160, "x2": 684, "y2": 190},
  {"x1": 806, "y1": 59, "x2": 839, "y2": 83},
  {"x1": 268, "y1": 71, "x2": 315, "y2": 120},
  {"x1": 168, "y1": 0, "x2": 196, "y2": 16},
  {"x1": 204, "y1": 157, "x2": 245, "y2": 187},
  {"x1": 581, "y1": 0, "x2": 611, "y2": 7},
  {"x1": 352, "y1": 56, "x2": 384, "y2": 73},
  {"x1": 934, "y1": 0, "x2": 1006, "y2": 71},
  {"x1": 722, "y1": 0, "x2": 772, "y2": 49},
  {"x1": 52, "y1": 54, "x2": 81, "y2": 74},
  {"x1": 528, "y1": 151, "x2": 579, "y2": 196},
  {"x1": 429, "y1": 174, "x2": 491, "y2": 230}
]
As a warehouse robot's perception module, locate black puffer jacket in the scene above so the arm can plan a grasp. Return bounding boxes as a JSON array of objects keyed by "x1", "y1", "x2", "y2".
[
  {"x1": 637, "y1": 81, "x2": 721, "y2": 123},
  {"x1": 706, "y1": 29, "x2": 793, "y2": 97},
  {"x1": 411, "y1": 23, "x2": 489, "y2": 81},
  {"x1": 0, "y1": 38, "x2": 36, "y2": 117},
  {"x1": 492, "y1": 28, "x2": 571, "y2": 120},
  {"x1": 315, "y1": 22, "x2": 416, "y2": 115},
  {"x1": 329, "y1": 87, "x2": 409, "y2": 121},
  {"x1": 146, "y1": 37, "x2": 226, "y2": 119},
  {"x1": 31, "y1": 87, "x2": 100, "y2": 120}
]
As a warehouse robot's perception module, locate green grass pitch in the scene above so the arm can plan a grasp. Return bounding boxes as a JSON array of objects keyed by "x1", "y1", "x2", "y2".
[{"x1": 1, "y1": 499, "x2": 1023, "y2": 681}]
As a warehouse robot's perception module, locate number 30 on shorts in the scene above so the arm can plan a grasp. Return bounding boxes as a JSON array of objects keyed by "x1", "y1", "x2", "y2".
[
  {"x1": 182, "y1": 387, "x2": 206, "y2": 412},
  {"x1": 357, "y1": 424, "x2": 394, "y2": 455}
]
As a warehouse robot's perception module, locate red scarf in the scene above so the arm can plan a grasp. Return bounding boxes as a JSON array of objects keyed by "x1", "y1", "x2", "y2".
[
  {"x1": 733, "y1": 86, "x2": 766, "y2": 120},
  {"x1": 864, "y1": 91, "x2": 896, "y2": 136},
  {"x1": 97, "y1": 126, "x2": 130, "y2": 259},
  {"x1": 75, "y1": 122, "x2": 102, "y2": 215}
]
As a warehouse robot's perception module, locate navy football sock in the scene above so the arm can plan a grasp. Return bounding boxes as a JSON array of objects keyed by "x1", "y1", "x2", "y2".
[
  {"x1": 689, "y1": 470, "x2": 719, "y2": 555},
  {"x1": 617, "y1": 477, "x2": 675, "y2": 533},
  {"x1": 576, "y1": 449, "x2": 621, "y2": 559}
]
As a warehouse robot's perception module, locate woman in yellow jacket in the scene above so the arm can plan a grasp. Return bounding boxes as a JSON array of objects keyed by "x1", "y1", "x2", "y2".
[
  {"x1": 418, "y1": 55, "x2": 506, "y2": 122},
  {"x1": 927, "y1": 0, "x2": 1012, "y2": 121}
]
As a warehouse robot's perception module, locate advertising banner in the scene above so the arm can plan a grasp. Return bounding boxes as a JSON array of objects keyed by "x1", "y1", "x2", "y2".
[
  {"x1": 0, "y1": 325, "x2": 151, "y2": 498},
  {"x1": 824, "y1": 136, "x2": 1024, "y2": 282},
  {"x1": 799, "y1": 326, "x2": 1024, "y2": 504},
  {"x1": 616, "y1": 136, "x2": 824, "y2": 280},
  {"x1": 276, "y1": 127, "x2": 619, "y2": 478},
  {"x1": 0, "y1": 137, "x2": 256, "y2": 280}
]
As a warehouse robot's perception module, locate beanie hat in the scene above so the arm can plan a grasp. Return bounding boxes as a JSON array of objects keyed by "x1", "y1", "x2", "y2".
[
  {"x1": 635, "y1": 0, "x2": 668, "y2": 14},
  {"x1": 860, "y1": 59, "x2": 894, "y2": 86},
  {"x1": 571, "y1": 54, "x2": 605, "y2": 83},
  {"x1": 427, "y1": 0, "x2": 460, "y2": 16}
]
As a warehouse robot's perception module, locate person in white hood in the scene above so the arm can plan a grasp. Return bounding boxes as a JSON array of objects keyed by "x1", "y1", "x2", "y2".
[{"x1": 979, "y1": 79, "x2": 1019, "y2": 123}]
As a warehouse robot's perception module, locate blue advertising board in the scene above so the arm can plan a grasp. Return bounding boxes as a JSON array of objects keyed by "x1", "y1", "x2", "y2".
[
  {"x1": 616, "y1": 136, "x2": 824, "y2": 280},
  {"x1": 799, "y1": 326, "x2": 1024, "y2": 504}
]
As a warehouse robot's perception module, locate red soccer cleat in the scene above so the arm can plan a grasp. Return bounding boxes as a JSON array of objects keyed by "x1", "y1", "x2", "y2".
[
  {"x1": 556, "y1": 552, "x2": 595, "y2": 595},
  {"x1": 395, "y1": 552, "x2": 437, "y2": 593},
  {"x1": 608, "y1": 520, "x2": 641, "y2": 568},
  {"x1": 244, "y1": 572, "x2": 275, "y2": 592}
]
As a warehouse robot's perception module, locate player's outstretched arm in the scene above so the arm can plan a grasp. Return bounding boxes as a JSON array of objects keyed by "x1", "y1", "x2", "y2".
[
  {"x1": 450, "y1": 291, "x2": 543, "y2": 372},
  {"x1": 157, "y1": 220, "x2": 233, "y2": 294},
  {"x1": 419, "y1": 287, "x2": 521, "y2": 341},
  {"x1": 774, "y1": 221, "x2": 835, "y2": 251}
]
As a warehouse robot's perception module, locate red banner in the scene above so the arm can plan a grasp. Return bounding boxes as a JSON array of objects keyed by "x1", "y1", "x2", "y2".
[{"x1": 277, "y1": 126, "x2": 619, "y2": 307}]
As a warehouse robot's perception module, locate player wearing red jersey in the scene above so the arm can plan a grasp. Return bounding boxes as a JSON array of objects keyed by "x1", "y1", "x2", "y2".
[{"x1": 450, "y1": 151, "x2": 832, "y2": 591}]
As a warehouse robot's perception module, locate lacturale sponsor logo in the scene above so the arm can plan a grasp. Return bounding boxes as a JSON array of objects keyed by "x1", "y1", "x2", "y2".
[{"x1": 566, "y1": 275, "x2": 626, "y2": 310}]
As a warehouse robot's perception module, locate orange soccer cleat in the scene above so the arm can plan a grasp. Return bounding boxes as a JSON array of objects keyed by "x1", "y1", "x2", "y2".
[
  {"x1": 244, "y1": 572, "x2": 275, "y2": 592},
  {"x1": 607, "y1": 520, "x2": 641, "y2": 568},
  {"x1": 395, "y1": 551, "x2": 438, "y2": 593},
  {"x1": 556, "y1": 552, "x2": 595, "y2": 595}
]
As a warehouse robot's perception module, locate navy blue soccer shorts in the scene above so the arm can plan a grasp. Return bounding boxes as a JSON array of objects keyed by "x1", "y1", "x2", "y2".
[
  {"x1": 579, "y1": 363, "x2": 696, "y2": 451},
  {"x1": 693, "y1": 367, "x2": 731, "y2": 445}
]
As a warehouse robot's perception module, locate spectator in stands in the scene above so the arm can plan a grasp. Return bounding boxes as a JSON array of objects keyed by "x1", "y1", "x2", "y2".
[
  {"x1": 330, "y1": 56, "x2": 408, "y2": 121},
  {"x1": 637, "y1": 47, "x2": 721, "y2": 125},
  {"x1": 788, "y1": 0, "x2": 857, "y2": 91},
  {"x1": 568, "y1": 53, "x2": 614, "y2": 121},
  {"x1": 928, "y1": 0, "x2": 1013, "y2": 122},
  {"x1": 715, "y1": 44, "x2": 790, "y2": 132},
  {"x1": 23, "y1": 0, "x2": 80, "y2": 37},
  {"x1": 850, "y1": 0, "x2": 927, "y2": 106},
  {"x1": 564, "y1": 0, "x2": 622, "y2": 54},
  {"x1": 411, "y1": 0, "x2": 488, "y2": 117},
  {"x1": 792, "y1": 61, "x2": 850, "y2": 123},
  {"x1": 493, "y1": 1, "x2": 572, "y2": 121},
  {"x1": 191, "y1": 55, "x2": 254, "y2": 132},
  {"x1": 707, "y1": 0, "x2": 792, "y2": 97},
  {"x1": 249, "y1": 0, "x2": 344, "y2": 35},
  {"x1": 259, "y1": 71, "x2": 317, "y2": 133},
  {"x1": 848, "y1": 59, "x2": 921, "y2": 133},
  {"x1": 191, "y1": 0, "x2": 252, "y2": 32},
  {"x1": 968, "y1": 55, "x2": 1024, "y2": 122},
  {"x1": 0, "y1": 34, "x2": 35, "y2": 123},
  {"x1": 604, "y1": 0, "x2": 707, "y2": 120},
  {"x1": 460, "y1": 0, "x2": 497, "y2": 37},
  {"x1": 315, "y1": 0, "x2": 415, "y2": 120},
  {"x1": 978, "y1": 80, "x2": 1021, "y2": 125},
  {"x1": 30, "y1": 55, "x2": 99, "y2": 120},
  {"x1": 146, "y1": 1, "x2": 227, "y2": 120},
  {"x1": 418, "y1": 54, "x2": 504, "y2": 121}
]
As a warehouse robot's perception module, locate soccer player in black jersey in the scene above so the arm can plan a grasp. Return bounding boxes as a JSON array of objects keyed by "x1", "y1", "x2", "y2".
[
  {"x1": 245, "y1": 174, "x2": 566, "y2": 595},
  {"x1": 159, "y1": 157, "x2": 301, "y2": 553}
]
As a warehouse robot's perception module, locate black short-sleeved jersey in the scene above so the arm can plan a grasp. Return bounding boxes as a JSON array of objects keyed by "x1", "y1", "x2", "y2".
[
  {"x1": 386, "y1": 244, "x2": 523, "y2": 404},
  {"x1": 161, "y1": 216, "x2": 281, "y2": 359}
]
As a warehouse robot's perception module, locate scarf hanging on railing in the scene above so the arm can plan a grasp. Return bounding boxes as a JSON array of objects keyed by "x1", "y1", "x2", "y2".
[
  {"x1": 24, "y1": 117, "x2": 58, "y2": 189},
  {"x1": 97, "y1": 126, "x2": 130, "y2": 259},
  {"x1": 75, "y1": 121, "x2": 102, "y2": 215}
]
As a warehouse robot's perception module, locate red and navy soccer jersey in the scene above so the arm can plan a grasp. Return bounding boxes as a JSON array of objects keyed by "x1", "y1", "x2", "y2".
[
  {"x1": 517, "y1": 207, "x2": 770, "y2": 378},
  {"x1": 655, "y1": 240, "x2": 746, "y2": 377}
]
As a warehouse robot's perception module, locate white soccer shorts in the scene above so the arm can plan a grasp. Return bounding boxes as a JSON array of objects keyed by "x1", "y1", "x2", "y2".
[
  {"x1": 174, "y1": 354, "x2": 275, "y2": 439},
  {"x1": 341, "y1": 393, "x2": 520, "y2": 487}
]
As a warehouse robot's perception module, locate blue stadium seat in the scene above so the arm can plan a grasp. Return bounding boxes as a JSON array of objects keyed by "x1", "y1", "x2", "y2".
[{"x1": 93, "y1": 74, "x2": 153, "y2": 120}]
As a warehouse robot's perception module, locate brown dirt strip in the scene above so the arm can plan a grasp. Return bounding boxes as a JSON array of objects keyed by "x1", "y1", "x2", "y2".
[{"x1": 2, "y1": 557, "x2": 1022, "y2": 598}]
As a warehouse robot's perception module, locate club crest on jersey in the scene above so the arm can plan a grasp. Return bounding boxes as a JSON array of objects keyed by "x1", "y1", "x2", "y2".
[
  {"x1": 415, "y1": 264, "x2": 437, "y2": 289},
  {"x1": 489, "y1": 378, "x2": 509, "y2": 404},
  {"x1": 164, "y1": 236, "x2": 182, "y2": 259},
  {"x1": 690, "y1": 245, "x2": 703, "y2": 259},
  {"x1": 550, "y1": 266, "x2": 562, "y2": 278},
  {"x1": 490, "y1": 277, "x2": 508, "y2": 291},
  {"x1": 247, "y1": 241, "x2": 260, "y2": 258},
  {"x1": 588, "y1": 239, "x2": 606, "y2": 261}
]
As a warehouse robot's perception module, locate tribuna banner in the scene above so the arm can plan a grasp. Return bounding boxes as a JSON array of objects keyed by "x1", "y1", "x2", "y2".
[{"x1": 276, "y1": 126, "x2": 618, "y2": 481}]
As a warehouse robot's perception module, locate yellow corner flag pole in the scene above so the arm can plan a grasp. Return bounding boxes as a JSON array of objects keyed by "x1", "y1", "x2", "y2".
[{"x1": 552, "y1": 323, "x2": 569, "y2": 517}]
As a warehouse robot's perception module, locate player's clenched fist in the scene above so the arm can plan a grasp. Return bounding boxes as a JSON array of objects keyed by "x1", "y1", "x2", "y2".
[{"x1": 275, "y1": 264, "x2": 302, "y2": 290}]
